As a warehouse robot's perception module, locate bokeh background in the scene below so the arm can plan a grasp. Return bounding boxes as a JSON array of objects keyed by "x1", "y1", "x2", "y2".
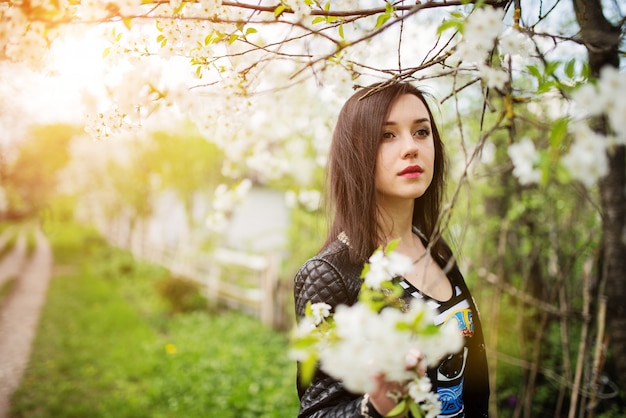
[{"x1": 1, "y1": 1, "x2": 625, "y2": 417}]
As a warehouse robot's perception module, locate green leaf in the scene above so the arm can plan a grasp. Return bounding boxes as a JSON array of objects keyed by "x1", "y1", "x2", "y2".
[
  {"x1": 212, "y1": 32, "x2": 226, "y2": 43},
  {"x1": 102, "y1": 47, "x2": 110, "y2": 59},
  {"x1": 564, "y1": 59, "x2": 576, "y2": 79},
  {"x1": 376, "y1": 13, "x2": 391, "y2": 28},
  {"x1": 173, "y1": 1, "x2": 185, "y2": 15},
  {"x1": 545, "y1": 60, "x2": 559, "y2": 76},
  {"x1": 290, "y1": 335, "x2": 321, "y2": 350},
  {"x1": 228, "y1": 34, "x2": 239, "y2": 44},
  {"x1": 311, "y1": 16, "x2": 325, "y2": 24},
  {"x1": 386, "y1": 399, "x2": 407, "y2": 417},
  {"x1": 549, "y1": 118, "x2": 568, "y2": 149},
  {"x1": 581, "y1": 62, "x2": 590, "y2": 79},
  {"x1": 537, "y1": 80, "x2": 556, "y2": 94},
  {"x1": 409, "y1": 401, "x2": 424, "y2": 418},
  {"x1": 527, "y1": 65, "x2": 542, "y2": 81},
  {"x1": 437, "y1": 19, "x2": 462, "y2": 35},
  {"x1": 122, "y1": 17, "x2": 132, "y2": 30},
  {"x1": 298, "y1": 354, "x2": 318, "y2": 387},
  {"x1": 338, "y1": 23, "x2": 344, "y2": 39},
  {"x1": 274, "y1": 5, "x2": 285, "y2": 17},
  {"x1": 385, "y1": 238, "x2": 401, "y2": 253},
  {"x1": 360, "y1": 263, "x2": 371, "y2": 279},
  {"x1": 245, "y1": 27, "x2": 257, "y2": 35}
]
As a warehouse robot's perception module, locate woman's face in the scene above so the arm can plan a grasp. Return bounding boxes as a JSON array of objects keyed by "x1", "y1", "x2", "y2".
[{"x1": 375, "y1": 93, "x2": 435, "y2": 204}]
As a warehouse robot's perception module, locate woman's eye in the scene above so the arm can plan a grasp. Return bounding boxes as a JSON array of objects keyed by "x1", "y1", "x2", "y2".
[
  {"x1": 382, "y1": 131, "x2": 396, "y2": 140},
  {"x1": 413, "y1": 128, "x2": 430, "y2": 137}
]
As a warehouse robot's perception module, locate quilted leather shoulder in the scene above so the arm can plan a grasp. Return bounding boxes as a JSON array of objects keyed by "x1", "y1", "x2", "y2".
[{"x1": 294, "y1": 239, "x2": 363, "y2": 318}]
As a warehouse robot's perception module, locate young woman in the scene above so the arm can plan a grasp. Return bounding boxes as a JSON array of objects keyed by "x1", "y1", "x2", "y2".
[{"x1": 293, "y1": 82, "x2": 489, "y2": 418}]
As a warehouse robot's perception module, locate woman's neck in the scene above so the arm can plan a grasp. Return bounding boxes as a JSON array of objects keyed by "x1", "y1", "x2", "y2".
[
  {"x1": 376, "y1": 199, "x2": 415, "y2": 248},
  {"x1": 377, "y1": 199, "x2": 430, "y2": 267}
]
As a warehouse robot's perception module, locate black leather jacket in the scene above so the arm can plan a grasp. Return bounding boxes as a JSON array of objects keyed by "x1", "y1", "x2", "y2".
[{"x1": 293, "y1": 237, "x2": 489, "y2": 418}]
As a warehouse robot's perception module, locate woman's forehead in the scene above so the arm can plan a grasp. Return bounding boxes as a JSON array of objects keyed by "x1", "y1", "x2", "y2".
[{"x1": 385, "y1": 94, "x2": 430, "y2": 122}]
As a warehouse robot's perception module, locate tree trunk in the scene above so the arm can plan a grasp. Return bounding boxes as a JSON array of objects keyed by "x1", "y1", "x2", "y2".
[
  {"x1": 572, "y1": 0, "x2": 626, "y2": 395},
  {"x1": 598, "y1": 145, "x2": 626, "y2": 388}
]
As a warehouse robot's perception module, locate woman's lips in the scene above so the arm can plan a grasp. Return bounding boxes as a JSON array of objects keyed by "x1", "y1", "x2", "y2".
[{"x1": 398, "y1": 165, "x2": 423, "y2": 178}]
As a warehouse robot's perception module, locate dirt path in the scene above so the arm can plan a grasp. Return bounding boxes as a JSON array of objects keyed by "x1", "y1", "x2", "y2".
[{"x1": 0, "y1": 228, "x2": 52, "y2": 418}]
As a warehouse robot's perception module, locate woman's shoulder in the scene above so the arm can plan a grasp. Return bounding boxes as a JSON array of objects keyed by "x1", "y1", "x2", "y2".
[
  {"x1": 295, "y1": 240, "x2": 351, "y2": 285},
  {"x1": 300, "y1": 237, "x2": 366, "y2": 277},
  {"x1": 293, "y1": 237, "x2": 363, "y2": 316}
]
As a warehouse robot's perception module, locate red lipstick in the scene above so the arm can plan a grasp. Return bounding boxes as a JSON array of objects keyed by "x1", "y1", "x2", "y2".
[{"x1": 398, "y1": 165, "x2": 423, "y2": 178}]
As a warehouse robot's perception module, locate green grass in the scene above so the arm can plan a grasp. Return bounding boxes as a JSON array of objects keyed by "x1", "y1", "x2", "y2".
[
  {"x1": 0, "y1": 276, "x2": 16, "y2": 306},
  {"x1": 0, "y1": 220, "x2": 38, "y2": 257},
  {"x1": 0, "y1": 229, "x2": 17, "y2": 259},
  {"x1": 9, "y1": 223, "x2": 300, "y2": 418}
]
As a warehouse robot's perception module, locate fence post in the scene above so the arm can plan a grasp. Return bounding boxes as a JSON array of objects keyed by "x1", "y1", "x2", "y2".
[{"x1": 260, "y1": 253, "x2": 279, "y2": 326}]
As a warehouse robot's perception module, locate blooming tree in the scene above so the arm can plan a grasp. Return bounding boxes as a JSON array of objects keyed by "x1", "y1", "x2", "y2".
[{"x1": 1, "y1": 0, "x2": 624, "y2": 416}]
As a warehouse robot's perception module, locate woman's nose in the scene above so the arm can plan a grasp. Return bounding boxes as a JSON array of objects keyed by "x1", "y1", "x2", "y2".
[{"x1": 402, "y1": 133, "x2": 418, "y2": 158}]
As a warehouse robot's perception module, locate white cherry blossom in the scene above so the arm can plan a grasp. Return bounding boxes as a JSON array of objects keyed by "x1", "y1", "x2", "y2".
[
  {"x1": 363, "y1": 247, "x2": 413, "y2": 289},
  {"x1": 298, "y1": 189, "x2": 322, "y2": 212},
  {"x1": 571, "y1": 67, "x2": 626, "y2": 142},
  {"x1": 498, "y1": 28, "x2": 534, "y2": 58},
  {"x1": 310, "y1": 302, "x2": 331, "y2": 326},
  {"x1": 463, "y1": 7, "x2": 505, "y2": 41},
  {"x1": 561, "y1": 122, "x2": 609, "y2": 188},
  {"x1": 454, "y1": 7, "x2": 505, "y2": 64},
  {"x1": 296, "y1": 297, "x2": 462, "y2": 412},
  {"x1": 507, "y1": 138, "x2": 541, "y2": 185},
  {"x1": 571, "y1": 83, "x2": 606, "y2": 117},
  {"x1": 477, "y1": 63, "x2": 508, "y2": 90},
  {"x1": 407, "y1": 376, "x2": 433, "y2": 403}
]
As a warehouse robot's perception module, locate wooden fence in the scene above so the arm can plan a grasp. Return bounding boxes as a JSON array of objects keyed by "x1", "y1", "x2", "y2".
[{"x1": 101, "y1": 224, "x2": 283, "y2": 328}]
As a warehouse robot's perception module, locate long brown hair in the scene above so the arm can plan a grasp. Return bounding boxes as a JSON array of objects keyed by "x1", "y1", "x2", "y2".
[{"x1": 323, "y1": 82, "x2": 448, "y2": 264}]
